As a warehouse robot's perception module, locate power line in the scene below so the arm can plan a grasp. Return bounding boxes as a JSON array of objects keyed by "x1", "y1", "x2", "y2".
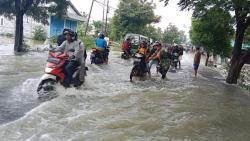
[{"x1": 95, "y1": 0, "x2": 116, "y2": 10}]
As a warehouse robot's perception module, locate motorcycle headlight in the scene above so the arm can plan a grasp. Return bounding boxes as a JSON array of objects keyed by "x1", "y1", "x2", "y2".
[
  {"x1": 134, "y1": 58, "x2": 141, "y2": 62},
  {"x1": 48, "y1": 65, "x2": 57, "y2": 69}
]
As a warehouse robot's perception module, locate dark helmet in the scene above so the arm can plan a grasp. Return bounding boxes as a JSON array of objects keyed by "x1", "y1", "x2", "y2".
[
  {"x1": 98, "y1": 32, "x2": 105, "y2": 39},
  {"x1": 126, "y1": 38, "x2": 131, "y2": 41},
  {"x1": 153, "y1": 41, "x2": 161, "y2": 47},
  {"x1": 140, "y1": 40, "x2": 147, "y2": 47},
  {"x1": 63, "y1": 29, "x2": 73, "y2": 36}
]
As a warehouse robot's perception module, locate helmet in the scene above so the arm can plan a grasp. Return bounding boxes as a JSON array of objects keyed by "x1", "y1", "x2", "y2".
[
  {"x1": 63, "y1": 29, "x2": 73, "y2": 36},
  {"x1": 140, "y1": 40, "x2": 147, "y2": 47},
  {"x1": 153, "y1": 41, "x2": 161, "y2": 47},
  {"x1": 98, "y1": 32, "x2": 105, "y2": 39}
]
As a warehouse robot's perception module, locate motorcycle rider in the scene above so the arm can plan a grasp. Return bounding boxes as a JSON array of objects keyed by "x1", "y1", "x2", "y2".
[
  {"x1": 178, "y1": 45, "x2": 184, "y2": 69},
  {"x1": 95, "y1": 32, "x2": 108, "y2": 63},
  {"x1": 171, "y1": 44, "x2": 180, "y2": 69},
  {"x1": 55, "y1": 29, "x2": 81, "y2": 87},
  {"x1": 148, "y1": 42, "x2": 162, "y2": 73},
  {"x1": 149, "y1": 42, "x2": 157, "y2": 58},
  {"x1": 122, "y1": 38, "x2": 132, "y2": 56},
  {"x1": 137, "y1": 41, "x2": 149, "y2": 73}
]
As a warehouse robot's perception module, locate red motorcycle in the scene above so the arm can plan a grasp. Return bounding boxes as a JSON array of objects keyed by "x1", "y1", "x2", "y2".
[{"x1": 37, "y1": 50, "x2": 86, "y2": 98}]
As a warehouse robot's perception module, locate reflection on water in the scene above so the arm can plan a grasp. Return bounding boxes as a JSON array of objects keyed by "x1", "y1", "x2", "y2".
[{"x1": 0, "y1": 44, "x2": 250, "y2": 141}]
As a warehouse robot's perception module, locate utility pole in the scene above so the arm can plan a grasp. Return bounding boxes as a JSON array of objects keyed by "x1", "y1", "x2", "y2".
[
  {"x1": 85, "y1": 0, "x2": 95, "y2": 36},
  {"x1": 104, "y1": 0, "x2": 109, "y2": 35},
  {"x1": 102, "y1": 0, "x2": 106, "y2": 32}
]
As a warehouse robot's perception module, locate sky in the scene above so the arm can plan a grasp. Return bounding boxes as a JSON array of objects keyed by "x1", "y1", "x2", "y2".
[{"x1": 71, "y1": 0, "x2": 193, "y2": 36}]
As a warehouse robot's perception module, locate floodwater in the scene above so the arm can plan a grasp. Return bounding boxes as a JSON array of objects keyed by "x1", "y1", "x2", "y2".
[{"x1": 0, "y1": 41, "x2": 250, "y2": 141}]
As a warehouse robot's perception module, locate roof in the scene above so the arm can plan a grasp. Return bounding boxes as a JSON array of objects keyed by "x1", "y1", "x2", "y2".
[{"x1": 66, "y1": 1, "x2": 86, "y2": 22}]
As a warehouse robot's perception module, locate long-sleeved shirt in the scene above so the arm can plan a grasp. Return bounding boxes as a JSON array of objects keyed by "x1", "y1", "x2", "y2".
[{"x1": 55, "y1": 40, "x2": 80, "y2": 59}]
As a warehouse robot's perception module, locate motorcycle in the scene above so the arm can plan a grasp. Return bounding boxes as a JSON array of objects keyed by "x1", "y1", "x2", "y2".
[
  {"x1": 37, "y1": 49, "x2": 86, "y2": 98},
  {"x1": 90, "y1": 48, "x2": 107, "y2": 64},
  {"x1": 121, "y1": 51, "x2": 130, "y2": 60},
  {"x1": 130, "y1": 53, "x2": 148, "y2": 82}
]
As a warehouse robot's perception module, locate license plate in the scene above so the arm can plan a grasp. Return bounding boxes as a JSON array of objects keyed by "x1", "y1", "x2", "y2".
[{"x1": 134, "y1": 58, "x2": 141, "y2": 62}]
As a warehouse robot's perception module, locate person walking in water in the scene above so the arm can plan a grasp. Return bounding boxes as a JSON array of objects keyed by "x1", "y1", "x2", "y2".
[{"x1": 193, "y1": 47, "x2": 201, "y2": 77}]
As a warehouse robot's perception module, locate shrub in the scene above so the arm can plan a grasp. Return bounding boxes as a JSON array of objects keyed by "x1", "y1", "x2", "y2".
[
  {"x1": 50, "y1": 36, "x2": 57, "y2": 44},
  {"x1": 0, "y1": 33, "x2": 14, "y2": 37},
  {"x1": 5, "y1": 33, "x2": 14, "y2": 37},
  {"x1": 79, "y1": 35, "x2": 95, "y2": 50},
  {"x1": 33, "y1": 26, "x2": 46, "y2": 41}
]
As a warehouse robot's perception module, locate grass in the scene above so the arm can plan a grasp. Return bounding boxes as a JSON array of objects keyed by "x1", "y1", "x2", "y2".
[
  {"x1": 110, "y1": 41, "x2": 122, "y2": 51},
  {"x1": 0, "y1": 33, "x2": 14, "y2": 38}
]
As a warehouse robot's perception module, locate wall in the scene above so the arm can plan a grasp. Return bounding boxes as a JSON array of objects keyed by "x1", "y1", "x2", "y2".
[
  {"x1": 0, "y1": 15, "x2": 48, "y2": 39},
  {"x1": 49, "y1": 16, "x2": 78, "y2": 38}
]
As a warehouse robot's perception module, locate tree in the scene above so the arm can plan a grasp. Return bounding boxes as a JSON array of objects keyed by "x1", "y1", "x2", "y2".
[
  {"x1": 161, "y1": 0, "x2": 250, "y2": 84},
  {"x1": 162, "y1": 23, "x2": 186, "y2": 44},
  {"x1": 190, "y1": 8, "x2": 234, "y2": 58},
  {"x1": 0, "y1": 0, "x2": 68, "y2": 52},
  {"x1": 33, "y1": 25, "x2": 46, "y2": 41},
  {"x1": 244, "y1": 27, "x2": 250, "y2": 45},
  {"x1": 111, "y1": 0, "x2": 160, "y2": 40},
  {"x1": 92, "y1": 20, "x2": 103, "y2": 35},
  {"x1": 77, "y1": 22, "x2": 93, "y2": 36},
  {"x1": 143, "y1": 25, "x2": 163, "y2": 41}
]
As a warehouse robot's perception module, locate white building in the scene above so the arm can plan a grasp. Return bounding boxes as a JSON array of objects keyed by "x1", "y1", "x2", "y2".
[{"x1": 0, "y1": 15, "x2": 47, "y2": 39}]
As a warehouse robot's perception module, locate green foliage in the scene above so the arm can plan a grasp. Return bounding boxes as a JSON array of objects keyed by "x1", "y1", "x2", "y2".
[
  {"x1": 160, "y1": 0, "x2": 250, "y2": 83},
  {"x1": 33, "y1": 26, "x2": 46, "y2": 41},
  {"x1": 111, "y1": 42, "x2": 122, "y2": 51},
  {"x1": 79, "y1": 36, "x2": 96, "y2": 50},
  {"x1": 162, "y1": 23, "x2": 186, "y2": 44},
  {"x1": 161, "y1": 0, "x2": 250, "y2": 17},
  {"x1": 143, "y1": 25, "x2": 163, "y2": 41},
  {"x1": 50, "y1": 36, "x2": 57, "y2": 44},
  {"x1": 77, "y1": 22, "x2": 92, "y2": 36},
  {"x1": 190, "y1": 8, "x2": 234, "y2": 57},
  {"x1": 0, "y1": 33, "x2": 14, "y2": 37},
  {"x1": 111, "y1": 0, "x2": 160, "y2": 40},
  {"x1": 244, "y1": 27, "x2": 250, "y2": 45},
  {"x1": 92, "y1": 20, "x2": 103, "y2": 35}
]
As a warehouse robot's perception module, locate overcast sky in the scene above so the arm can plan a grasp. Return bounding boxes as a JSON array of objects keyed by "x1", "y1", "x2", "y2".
[{"x1": 71, "y1": 0, "x2": 192, "y2": 36}]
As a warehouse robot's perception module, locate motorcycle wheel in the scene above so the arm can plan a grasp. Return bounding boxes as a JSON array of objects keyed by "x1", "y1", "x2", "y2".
[
  {"x1": 130, "y1": 66, "x2": 138, "y2": 82},
  {"x1": 73, "y1": 72, "x2": 84, "y2": 87},
  {"x1": 37, "y1": 79, "x2": 57, "y2": 99},
  {"x1": 161, "y1": 73, "x2": 166, "y2": 79}
]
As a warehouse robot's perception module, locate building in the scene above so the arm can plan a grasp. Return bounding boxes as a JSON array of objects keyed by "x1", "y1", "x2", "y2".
[
  {"x1": 0, "y1": 1, "x2": 86, "y2": 39},
  {"x1": 48, "y1": 1, "x2": 86, "y2": 38},
  {"x1": 0, "y1": 15, "x2": 46, "y2": 39}
]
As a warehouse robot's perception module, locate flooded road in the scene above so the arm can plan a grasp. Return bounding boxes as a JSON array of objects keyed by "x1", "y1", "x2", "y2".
[{"x1": 0, "y1": 43, "x2": 250, "y2": 141}]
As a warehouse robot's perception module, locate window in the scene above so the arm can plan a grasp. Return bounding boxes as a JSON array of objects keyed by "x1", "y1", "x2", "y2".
[{"x1": 0, "y1": 18, "x2": 3, "y2": 26}]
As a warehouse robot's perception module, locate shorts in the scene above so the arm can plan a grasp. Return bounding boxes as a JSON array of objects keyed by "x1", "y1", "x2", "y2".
[{"x1": 193, "y1": 64, "x2": 199, "y2": 70}]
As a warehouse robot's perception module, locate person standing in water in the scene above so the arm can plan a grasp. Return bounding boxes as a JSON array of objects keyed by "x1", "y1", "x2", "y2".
[{"x1": 193, "y1": 47, "x2": 201, "y2": 77}]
